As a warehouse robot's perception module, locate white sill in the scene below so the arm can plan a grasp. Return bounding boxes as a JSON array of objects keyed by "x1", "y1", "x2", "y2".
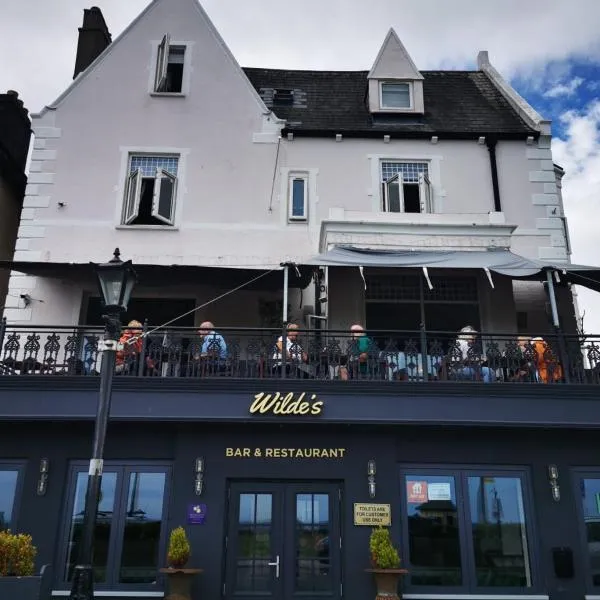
[
  {"x1": 150, "y1": 92, "x2": 186, "y2": 98},
  {"x1": 115, "y1": 225, "x2": 179, "y2": 231},
  {"x1": 52, "y1": 591, "x2": 164, "y2": 597},
  {"x1": 378, "y1": 106, "x2": 415, "y2": 112}
]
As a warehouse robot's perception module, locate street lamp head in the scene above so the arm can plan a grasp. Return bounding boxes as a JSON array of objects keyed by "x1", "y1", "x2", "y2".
[{"x1": 95, "y1": 247, "x2": 137, "y2": 312}]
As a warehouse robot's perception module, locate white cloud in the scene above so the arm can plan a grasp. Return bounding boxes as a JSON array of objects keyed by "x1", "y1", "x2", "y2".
[
  {"x1": 543, "y1": 76, "x2": 584, "y2": 98},
  {"x1": 552, "y1": 101, "x2": 600, "y2": 334},
  {"x1": 1, "y1": 0, "x2": 600, "y2": 113}
]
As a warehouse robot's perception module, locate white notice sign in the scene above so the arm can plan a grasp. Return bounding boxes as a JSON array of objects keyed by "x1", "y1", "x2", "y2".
[{"x1": 427, "y1": 482, "x2": 451, "y2": 501}]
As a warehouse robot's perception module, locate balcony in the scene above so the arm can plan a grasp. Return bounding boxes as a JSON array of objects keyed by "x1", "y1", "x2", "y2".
[{"x1": 0, "y1": 322, "x2": 598, "y2": 386}]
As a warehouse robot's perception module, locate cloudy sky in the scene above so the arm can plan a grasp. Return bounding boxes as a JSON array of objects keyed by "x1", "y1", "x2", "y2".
[{"x1": 1, "y1": 0, "x2": 599, "y2": 332}]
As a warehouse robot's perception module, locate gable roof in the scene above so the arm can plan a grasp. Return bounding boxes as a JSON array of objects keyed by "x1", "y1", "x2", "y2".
[
  {"x1": 32, "y1": 0, "x2": 269, "y2": 118},
  {"x1": 368, "y1": 28, "x2": 423, "y2": 80},
  {"x1": 243, "y1": 68, "x2": 538, "y2": 139}
]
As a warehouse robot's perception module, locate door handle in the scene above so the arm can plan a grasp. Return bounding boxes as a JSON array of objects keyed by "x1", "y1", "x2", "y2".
[{"x1": 268, "y1": 555, "x2": 280, "y2": 579}]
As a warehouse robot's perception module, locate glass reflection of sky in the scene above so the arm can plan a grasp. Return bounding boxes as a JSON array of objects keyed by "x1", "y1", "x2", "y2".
[
  {"x1": 239, "y1": 494, "x2": 272, "y2": 525},
  {"x1": 73, "y1": 472, "x2": 117, "y2": 517},
  {"x1": 582, "y1": 479, "x2": 600, "y2": 518},
  {"x1": 468, "y1": 477, "x2": 524, "y2": 525},
  {"x1": 126, "y1": 473, "x2": 166, "y2": 521},
  {"x1": 296, "y1": 494, "x2": 329, "y2": 525},
  {"x1": 0, "y1": 470, "x2": 18, "y2": 529}
]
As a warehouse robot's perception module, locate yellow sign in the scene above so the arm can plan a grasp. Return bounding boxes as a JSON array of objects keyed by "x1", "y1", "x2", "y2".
[
  {"x1": 250, "y1": 392, "x2": 324, "y2": 416},
  {"x1": 353, "y1": 503, "x2": 391, "y2": 526},
  {"x1": 225, "y1": 447, "x2": 345, "y2": 459}
]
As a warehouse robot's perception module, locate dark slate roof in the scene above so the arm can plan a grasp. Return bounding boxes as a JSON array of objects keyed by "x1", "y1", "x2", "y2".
[{"x1": 242, "y1": 68, "x2": 537, "y2": 139}]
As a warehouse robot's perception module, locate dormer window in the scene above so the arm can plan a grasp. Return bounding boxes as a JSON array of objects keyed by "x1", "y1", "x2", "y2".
[
  {"x1": 380, "y1": 82, "x2": 411, "y2": 109},
  {"x1": 367, "y1": 29, "x2": 424, "y2": 114}
]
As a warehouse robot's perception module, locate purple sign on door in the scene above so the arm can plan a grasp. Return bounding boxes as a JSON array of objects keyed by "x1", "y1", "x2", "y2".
[{"x1": 187, "y1": 503, "x2": 207, "y2": 524}]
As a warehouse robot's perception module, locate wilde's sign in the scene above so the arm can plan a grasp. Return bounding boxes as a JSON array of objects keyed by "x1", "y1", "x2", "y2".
[{"x1": 249, "y1": 392, "x2": 323, "y2": 416}]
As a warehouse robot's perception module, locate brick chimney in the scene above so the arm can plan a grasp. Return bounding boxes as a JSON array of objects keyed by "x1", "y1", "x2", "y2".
[
  {"x1": 73, "y1": 6, "x2": 112, "y2": 79},
  {"x1": 0, "y1": 90, "x2": 31, "y2": 193}
]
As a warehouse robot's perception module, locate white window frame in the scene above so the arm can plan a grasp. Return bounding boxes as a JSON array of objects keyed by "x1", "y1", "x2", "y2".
[
  {"x1": 288, "y1": 174, "x2": 308, "y2": 221},
  {"x1": 121, "y1": 156, "x2": 179, "y2": 227},
  {"x1": 381, "y1": 167, "x2": 433, "y2": 214},
  {"x1": 154, "y1": 34, "x2": 171, "y2": 92},
  {"x1": 380, "y1": 81, "x2": 413, "y2": 110},
  {"x1": 150, "y1": 36, "x2": 192, "y2": 97}
]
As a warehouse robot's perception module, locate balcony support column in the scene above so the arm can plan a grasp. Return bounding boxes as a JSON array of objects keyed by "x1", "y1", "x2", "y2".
[{"x1": 546, "y1": 269, "x2": 570, "y2": 383}]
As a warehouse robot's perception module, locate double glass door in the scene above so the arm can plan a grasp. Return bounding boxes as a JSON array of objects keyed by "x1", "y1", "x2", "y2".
[{"x1": 225, "y1": 482, "x2": 342, "y2": 600}]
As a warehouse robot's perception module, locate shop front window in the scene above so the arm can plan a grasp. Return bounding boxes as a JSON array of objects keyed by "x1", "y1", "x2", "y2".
[
  {"x1": 0, "y1": 464, "x2": 23, "y2": 531},
  {"x1": 578, "y1": 476, "x2": 600, "y2": 588},
  {"x1": 402, "y1": 469, "x2": 535, "y2": 593},
  {"x1": 405, "y1": 475, "x2": 462, "y2": 585},
  {"x1": 59, "y1": 463, "x2": 170, "y2": 591}
]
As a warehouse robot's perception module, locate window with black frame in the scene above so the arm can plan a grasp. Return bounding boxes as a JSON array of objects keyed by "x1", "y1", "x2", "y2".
[
  {"x1": 0, "y1": 463, "x2": 23, "y2": 532},
  {"x1": 60, "y1": 463, "x2": 170, "y2": 590},
  {"x1": 402, "y1": 469, "x2": 534, "y2": 593},
  {"x1": 575, "y1": 473, "x2": 600, "y2": 588}
]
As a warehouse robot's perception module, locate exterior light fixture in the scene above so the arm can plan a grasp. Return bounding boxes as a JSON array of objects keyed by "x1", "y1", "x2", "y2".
[
  {"x1": 195, "y1": 457, "x2": 205, "y2": 496},
  {"x1": 548, "y1": 464, "x2": 560, "y2": 502},
  {"x1": 95, "y1": 248, "x2": 137, "y2": 314},
  {"x1": 368, "y1": 459, "x2": 376, "y2": 498},
  {"x1": 37, "y1": 458, "x2": 49, "y2": 496}
]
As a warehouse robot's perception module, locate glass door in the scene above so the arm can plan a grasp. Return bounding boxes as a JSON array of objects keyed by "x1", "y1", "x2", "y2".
[{"x1": 225, "y1": 482, "x2": 341, "y2": 600}]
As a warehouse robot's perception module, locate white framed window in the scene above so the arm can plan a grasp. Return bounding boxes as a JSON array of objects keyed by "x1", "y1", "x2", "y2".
[
  {"x1": 381, "y1": 161, "x2": 432, "y2": 214},
  {"x1": 380, "y1": 82, "x2": 412, "y2": 109},
  {"x1": 289, "y1": 174, "x2": 308, "y2": 221},
  {"x1": 122, "y1": 155, "x2": 179, "y2": 226},
  {"x1": 154, "y1": 34, "x2": 186, "y2": 94}
]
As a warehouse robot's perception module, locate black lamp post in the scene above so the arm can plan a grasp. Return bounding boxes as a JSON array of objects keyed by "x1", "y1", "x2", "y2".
[{"x1": 69, "y1": 248, "x2": 137, "y2": 600}]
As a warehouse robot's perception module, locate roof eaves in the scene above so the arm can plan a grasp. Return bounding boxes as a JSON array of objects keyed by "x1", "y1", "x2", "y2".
[{"x1": 282, "y1": 128, "x2": 539, "y2": 140}]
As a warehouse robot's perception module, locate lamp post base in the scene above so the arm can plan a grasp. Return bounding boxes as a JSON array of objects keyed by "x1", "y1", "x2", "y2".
[{"x1": 69, "y1": 565, "x2": 95, "y2": 600}]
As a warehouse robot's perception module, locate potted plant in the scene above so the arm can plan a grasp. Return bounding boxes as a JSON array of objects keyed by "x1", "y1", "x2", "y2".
[
  {"x1": 160, "y1": 527, "x2": 202, "y2": 600},
  {"x1": 365, "y1": 526, "x2": 408, "y2": 600},
  {"x1": 0, "y1": 530, "x2": 43, "y2": 600}
]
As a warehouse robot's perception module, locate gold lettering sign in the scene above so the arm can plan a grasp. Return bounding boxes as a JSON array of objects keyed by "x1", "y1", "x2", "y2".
[
  {"x1": 353, "y1": 503, "x2": 391, "y2": 526},
  {"x1": 250, "y1": 392, "x2": 324, "y2": 416},
  {"x1": 225, "y1": 447, "x2": 345, "y2": 459}
]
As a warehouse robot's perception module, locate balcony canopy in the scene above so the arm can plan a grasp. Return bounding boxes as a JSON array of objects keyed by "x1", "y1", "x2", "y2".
[{"x1": 303, "y1": 246, "x2": 600, "y2": 292}]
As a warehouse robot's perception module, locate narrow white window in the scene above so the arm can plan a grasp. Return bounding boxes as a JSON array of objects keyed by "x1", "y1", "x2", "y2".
[
  {"x1": 381, "y1": 161, "x2": 432, "y2": 214},
  {"x1": 154, "y1": 34, "x2": 185, "y2": 93},
  {"x1": 289, "y1": 175, "x2": 308, "y2": 221},
  {"x1": 122, "y1": 156, "x2": 179, "y2": 226},
  {"x1": 380, "y1": 82, "x2": 411, "y2": 109}
]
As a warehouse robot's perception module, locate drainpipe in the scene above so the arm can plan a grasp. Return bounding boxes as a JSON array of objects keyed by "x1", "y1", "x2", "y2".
[{"x1": 486, "y1": 138, "x2": 502, "y2": 212}]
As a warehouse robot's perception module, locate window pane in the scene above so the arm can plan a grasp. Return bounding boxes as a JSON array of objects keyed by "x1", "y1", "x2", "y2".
[
  {"x1": 295, "y1": 493, "x2": 332, "y2": 592},
  {"x1": 292, "y1": 179, "x2": 305, "y2": 217},
  {"x1": 406, "y1": 475, "x2": 462, "y2": 585},
  {"x1": 236, "y1": 493, "x2": 273, "y2": 592},
  {"x1": 467, "y1": 476, "x2": 532, "y2": 587},
  {"x1": 0, "y1": 470, "x2": 19, "y2": 531},
  {"x1": 119, "y1": 472, "x2": 167, "y2": 583},
  {"x1": 580, "y1": 478, "x2": 600, "y2": 586},
  {"x1": 64, "y1": 471, "x2": 118, "y2": 583},
  {"x1": 386, "y1": 180, "x2": 401, "y2": 212},
  {"x1": 158, "y1": 177, "x2": 174, "y2": 221},
  {"x1": 382, "y1": 83, "x2": 410, "y2": 108}
]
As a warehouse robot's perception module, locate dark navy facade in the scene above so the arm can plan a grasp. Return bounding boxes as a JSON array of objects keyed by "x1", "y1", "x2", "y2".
[{"x1": 1, "y1": 378, "x2": 600, "y2": 600}]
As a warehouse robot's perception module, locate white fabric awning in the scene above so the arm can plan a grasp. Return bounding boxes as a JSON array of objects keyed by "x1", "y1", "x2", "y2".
[{"x1": 303, "y1": 246, "x2": 600, "y2": 292}]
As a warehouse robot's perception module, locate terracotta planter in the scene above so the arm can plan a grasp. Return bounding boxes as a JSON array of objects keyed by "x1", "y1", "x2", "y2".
[
  {"x1": 365, "y1": 568, "x2": 408, "y2": 600},
  {"x1": 160, "y1": 567, "x2": 202, "y2": 600}
]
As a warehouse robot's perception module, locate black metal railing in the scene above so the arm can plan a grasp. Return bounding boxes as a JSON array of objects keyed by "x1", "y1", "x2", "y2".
[{"x1": 0, "y1": 319, "x2": 598, "y2": 384}]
